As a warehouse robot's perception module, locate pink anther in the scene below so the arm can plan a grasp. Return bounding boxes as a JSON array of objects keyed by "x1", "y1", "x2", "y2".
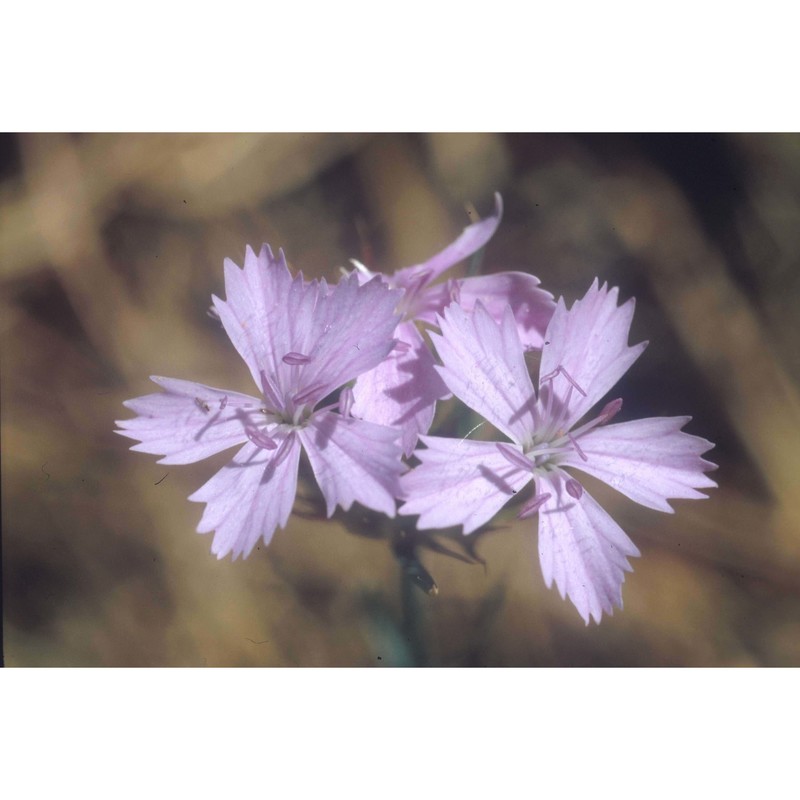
[
  {"x1": 282, "y1": 352, "x2": 312, "y2": 366},
  {"x1": 246, "y1": 428, "x2": 278, "y2": 451},
  {"x1": 518, "y1": 493, "x2": 552, "y2": 519},
  {"x1": 496, "y1": 443, "x2": 535, "y2": 473},
  {"x1": 392, "y1": 340, "x2": 412, "y2": 354},
  {"x1": 565, "y1": 478, "x2": 584, "y2": 500},
  {"x1": 597, "y1": 398, "x2": 623, "y2": 425}
]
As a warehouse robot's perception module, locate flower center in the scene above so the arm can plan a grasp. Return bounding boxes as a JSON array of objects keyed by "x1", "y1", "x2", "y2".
[{"x1": 497, "y1": 364, "x2": 622, "y2": 477}]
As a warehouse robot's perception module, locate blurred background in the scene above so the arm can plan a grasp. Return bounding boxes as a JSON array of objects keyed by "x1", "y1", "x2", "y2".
[{"x1": 2, "y1": 132, "x2": 799, "y2": 666}]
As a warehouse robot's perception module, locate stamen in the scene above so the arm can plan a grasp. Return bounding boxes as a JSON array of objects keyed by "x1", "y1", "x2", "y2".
[
  {"x1": 194, "y1": 398, "x2": 210, "y2": 414},
  {"x1": 292, "y1": 382, "x2": 327, "y2": 407},
  {"x1": 219, "y1": 395, "x2": 228, "y2": 411},
  {"x1": 565, "y1": 479, "x2": 583, "y2": 500},
  {"x1": 540, "y1": 365, "x2": 587, "y2": 397},
  {"x1": 349, "y1": 259, "x2": 373, "y2": 277},
  {"x1": 448, "y1": 279, "x2": 462, "y2": 304},
  {"x1": 259, "y1": 369, "x2": 283, "y2": 411},
  {"x1": 567, "y1": 433, "x2": 588, "y2": 461},
  {"x1": 496, "y1": 443, "x2": 535, "y2": 473},
  {"x1": 518, "y1": 493, "x2": 552, "y2": 519},
  {"x1": 339, "y1": 386, "x2": 354, "y2": 418},
  {"x1": 597, "y1": 398, "x2": 623, "y2": 425},
  {"x1": 568, "y1": 397, "x2": 625, "y2": 440},
  {"x1": 392, "y1": 340, "x2": 412, "y2": 354},
  {"x1": 246, "y1": 428, "x2": 278, "y2": 450},
  {"x1": 271, "y1": 432, "x2": 296, "y2": 467},
  {"x1": 282, "y1": 352, "x2": 312, "y2": 366}
]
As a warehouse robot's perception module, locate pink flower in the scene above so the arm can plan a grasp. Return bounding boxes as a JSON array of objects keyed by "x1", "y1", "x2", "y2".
[
  {"x1": 116, "y1": 245, "x2": 405, "y2": 560},
  {"x1": 399, "y1": 280, "x2": 717, "y2": 624},
  {"x1": 350, "y1": 193, "x2": 555, "y2": 455}
]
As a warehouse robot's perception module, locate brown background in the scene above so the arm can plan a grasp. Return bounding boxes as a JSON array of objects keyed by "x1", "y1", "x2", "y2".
[{"x1": 2, "y1": 132, "x2": 799, "y2": 666}]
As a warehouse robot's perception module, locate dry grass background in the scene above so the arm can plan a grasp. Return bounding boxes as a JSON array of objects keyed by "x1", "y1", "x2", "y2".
[{"x1": 2, "y1": 132, "x2": 799, "y2": 666}]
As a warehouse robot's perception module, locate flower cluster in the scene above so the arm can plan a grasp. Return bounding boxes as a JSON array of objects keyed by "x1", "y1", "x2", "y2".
[{"x1": 117, "y1": 196, "x2": 716, "y2": 623}]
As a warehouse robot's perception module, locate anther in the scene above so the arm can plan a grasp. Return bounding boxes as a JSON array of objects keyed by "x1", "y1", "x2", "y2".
[
  {"x1": 392, "y1": 340, "x2": 412, "y2": 354},
  {"x1": 565, "y1": 479, "x2": 584, "y2": 500},
  {"x1": 597, "y1": 398, "x2": 623, "y2": 425},
  {"x1": 282, "y1": 352, "x2": 312, "y2": 366},
  {"x1": 246, "y1": 428, "x2": 278, "y2": 450},
  {"x1": 496, "y1": 443, "x2": 535, "y2": 473},
  {"x1": 567, "y1": 433, "x2": 588, "y2": 461},
  {"x1": 194, "y1": 398, "x2": 210, "y2": 413},
  {"x1": 518, "y1": 493, "x2": 552, "y2": 519},
  {"x1": 339, "y1": 386, "x2": 354, "y2": 418},
  {"x1": 219, "y1": 395, "x2": 228, "y2": 411},
  {"x1": 539, "y1": 365, "x2": 587, "y2": 397},
  {"x1": 293, "y1": 383, "x2": 326, "y2": 407},
  {"x1": 271, "y1": 432, "x2": 296, "y2": 467},
  {"x1": 448, "y1": 279, "x2": 462, "y2": 304}
]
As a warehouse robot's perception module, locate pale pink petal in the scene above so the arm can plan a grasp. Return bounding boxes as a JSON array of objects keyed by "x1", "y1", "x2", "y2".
[
  {"x1": 298, "y1": 411, "x2": 403, "y2": 518},
  {"x1": 392, "y1": 193, "x2": 503, "y2": 288},
  {"x1": 559, "y1": 416, "x2": 718, "y2": 513},
  {"x1": 188, "y1": 434, "x2": 302, "y2": 560},
  {"x1": 115, "y1": 376, "x2": 262, "y2": 464},
  {"x1": 538, "y1": 280, "x2": 647, "y2": 430},
  {"x1": 214, "y1": 247, "x2": 401, "y2": 408},
  {"x1": 212, "y1": 244, "x2": 298, "y2": 392},
  {"x1": 413, "y1": 272, "x2": 556, "y2": 351},
  {"x1": 431, "y1": 301, "x2": 537, "y2": 445},
  {"x1": 535, "y1": 470, "x2": 640, "y2": 625},
  {"x1": 351, "y1": 321, "x2": 449, "y2": 456},
  {"x1": 296, "y1": 272, "x2": 401, "y2": 408},
  {"x1": 455, "y1": 272, "x2": 556, "y2": 350},
  {"x1": 399, "y1": 436, "x2": 533, "y2": 534}
]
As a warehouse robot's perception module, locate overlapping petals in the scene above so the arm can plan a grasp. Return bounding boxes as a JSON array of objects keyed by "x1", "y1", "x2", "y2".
[
  {"x1": 350, "y1": 321, "x2": 449, "y2": 456},
  {"x1": 118, "y1": 243, "x2": 406, "y2": 559},
  {"x1": 214, "y1": 245, "x2": 401, "y2": 410},
  {"x1": 298, "y1": 411, "x2": 403, "y2": 518},
  {"x1": 399, "y1": 278, "x2": 716, "y2": 624},
  {"x1": 451, "y1": 272, "x2": 554, "y2": 350},
  {"x1": 400, "y1": 437, "x2": 533, "y2": 533},
  {"x1": 431, "y1": 302, "x2": 537, "y2": 446},
  {"x1": 351, "y1": 194, "x2": 555, "y2": 454}
]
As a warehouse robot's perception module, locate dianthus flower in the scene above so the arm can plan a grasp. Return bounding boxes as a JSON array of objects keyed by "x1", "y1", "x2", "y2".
[
  {"x1": 116, "y1": 245, "x2": 405, "y2": 559},
  {"x1": 399, "y1": 281, "x2": 717, "y2": 623},
  {"x1": 350, "y1": 194, "x2": 555, "y2": 455}
]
